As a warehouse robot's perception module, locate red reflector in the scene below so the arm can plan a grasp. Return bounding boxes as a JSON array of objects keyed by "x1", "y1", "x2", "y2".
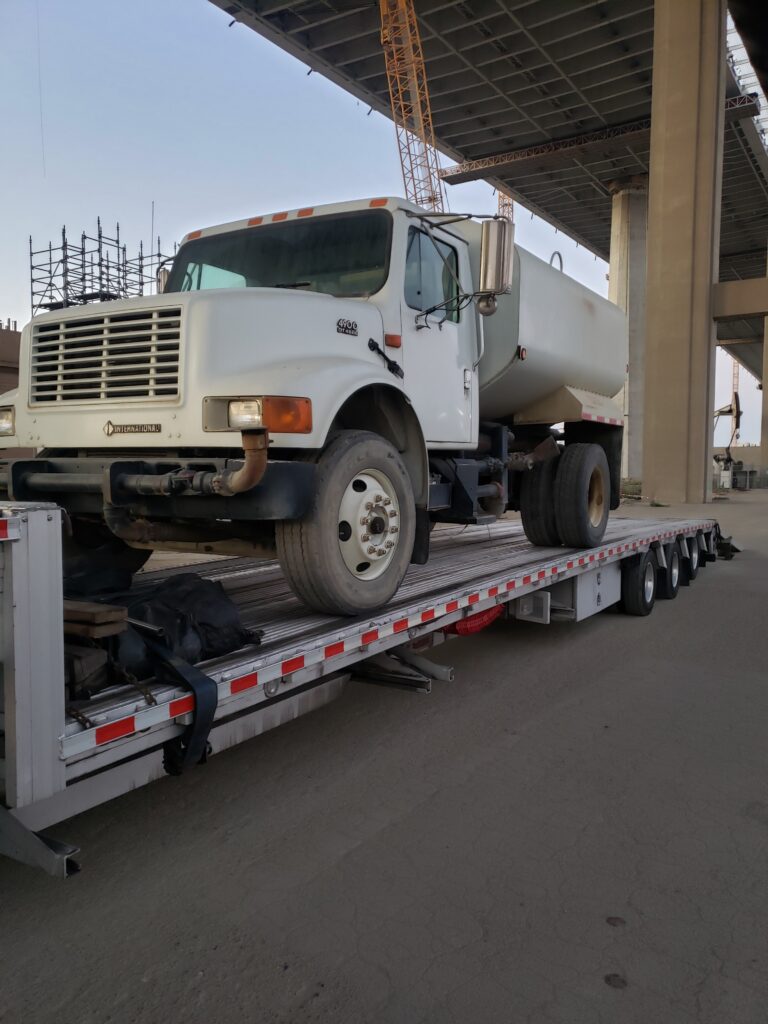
[
  {"x1": 95, "y1": 717, "x2": 135, "y2": 745},
  {"x1": 369, "y1": 198, "x2": 388, "y2": 207},
  {"x1": 169, "y1": 695, "x2": 194, "y2": 717},
  {"x1": 421, "y1": 609, "x2": 435, "y2": 622},
  {"x1": 384, "y1": 333, "x2": 401, "y2": 349},
  {"x1": 523, "y1": 575, "x2": 531, "y2": 585},
  {"x1": 272, "y1": 212, "x2": 288, "y2": 222},
  {"x1": 248, "y1": 216, "x2": 263, "y2": 226},
  {"x1": 446, "y1": 600, "x2": 459, "y2": 613},
  {"x1": 325, "y1": 640, "x2": 345, "y2": 658},
  {"x1": 187, "y1": 229, "x2": 202, "y2": 240},
  {"x1": 297, "y1": 207, "x2": 314, "y2": 217},
  {"x1": 445, "y1": 606, "x2": 503, "y2": 636},
  {"x1": 488, "y1": 586, "x2": 498, "y2": 597},
  {"x1": 282, "y1": 656, "x2": 305, "y2": 675},
  {"x1": 468, "y1": 593, "x2": 480, "y2": 605},
  {"x1": 231, "y1": 672, "x2": 258, "y2": 694},
  {"x1": 393, "y1": 618, "x2": 409, "y2": 633},
  {"x1": 0, "y1": 519, "x2": 8, "y2": 539},
  {"x1": 362, "y1": 629, "x2": 378, "y2": 645}
]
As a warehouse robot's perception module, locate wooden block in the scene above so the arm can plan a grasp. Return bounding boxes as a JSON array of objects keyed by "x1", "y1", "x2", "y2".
[
  {"x1": 63, "y1": 600, "x2": 128, "y2": 625},
  {"x1": 64, "y1": 619, "x2": 127, "y2": 639}
]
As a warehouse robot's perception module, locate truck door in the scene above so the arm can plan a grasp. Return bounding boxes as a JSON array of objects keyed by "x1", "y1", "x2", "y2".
[{"x1": 401, "y1": 226, "x2": 474, "y2": 445}]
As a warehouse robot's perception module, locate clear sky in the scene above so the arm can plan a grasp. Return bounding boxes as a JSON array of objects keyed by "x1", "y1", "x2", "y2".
[{"x1": 0, "y1": 0, "x2": 760, "y2": 444}]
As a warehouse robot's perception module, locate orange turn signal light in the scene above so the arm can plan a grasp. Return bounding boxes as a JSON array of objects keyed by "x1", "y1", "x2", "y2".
[
  {"x1": 384, "y1": 333, "x2": 401, "y2": 348},
  {"x1": 261, "y1": 397, "x2": 312, "y2": 434}
]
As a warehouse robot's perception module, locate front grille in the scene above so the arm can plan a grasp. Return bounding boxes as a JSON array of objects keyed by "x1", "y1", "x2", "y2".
[{"x1": 30, "y1": 307, "x2": 182, "y2": 403}]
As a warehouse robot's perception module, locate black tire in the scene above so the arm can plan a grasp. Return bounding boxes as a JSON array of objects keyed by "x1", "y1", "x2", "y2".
[
  {"x1": 519, "y1": 458, "x2": 560, "y2": 546},
  {"x1": 657, "y1": 542, "x2": 680, "y2": 600},
  {"x1": 694, "y1": 531, "x2": 707, "y2": 569},
  {"x1": 621, "y1": 549, "x2": 657, "y2": 616},
  {"x1": 276, "y1": 430, "x2": 416, "y2": 615},
  {"x1": 680, "y1": 534, "x2": 700, "y2": 583},
  {"x1": 553, "y1": 443, "x2": 610, "y2": 548}
]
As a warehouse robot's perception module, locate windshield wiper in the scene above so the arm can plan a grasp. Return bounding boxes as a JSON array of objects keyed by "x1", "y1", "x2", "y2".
[{"x1": 271, "y1": 281, "x2": 311, "y2": 289}]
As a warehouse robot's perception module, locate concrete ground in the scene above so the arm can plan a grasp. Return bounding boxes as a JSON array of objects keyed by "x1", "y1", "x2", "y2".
[{"x1": 2, "y1": 492, "x2": 767, "y2": 1024}]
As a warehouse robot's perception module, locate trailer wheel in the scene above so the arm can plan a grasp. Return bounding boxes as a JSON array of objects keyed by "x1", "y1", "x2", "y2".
[
  {"x1": 553, "y1": 443, "x2": 610, "y2": 548},
  {"x1": 276, "y1": 430, "x2": 416, "y2": 615},
  {"x1": 657, "y1": 542, "x2": 680, "y2": 600},
  {"x1": 621, "y1": 549, "x2": 657, "y2": 616},
  {"x1": 681, "y1": 534, "x2": 700, "y2": 583},
  {"x1": 519, "y1": 459, "x2": 560, "y2": 546}
]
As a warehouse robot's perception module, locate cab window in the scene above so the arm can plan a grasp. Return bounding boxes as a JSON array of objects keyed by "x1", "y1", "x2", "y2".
[{"x1": 404, "y1": 228, "x2": 459, "y2": 323}]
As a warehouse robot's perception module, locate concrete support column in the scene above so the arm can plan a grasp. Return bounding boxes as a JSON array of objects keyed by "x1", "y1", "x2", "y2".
[
  {"x1": 642, "y1": 0, "x2": 726, "y2": 503},
  {"x1": 608, "y1": 178, "x2": 647, "y2": 481}
]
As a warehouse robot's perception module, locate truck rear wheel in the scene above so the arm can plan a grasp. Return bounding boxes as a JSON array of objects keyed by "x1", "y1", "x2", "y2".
[
  {"x1": 276, "y1": 430, "x2": 416, "y2": 615},
  {"x1": 554, "y1": 443, "x2": 610, "y2": 548},
  {"x1": 519, "y1": 459, "x2": 560, "y2": 547}
]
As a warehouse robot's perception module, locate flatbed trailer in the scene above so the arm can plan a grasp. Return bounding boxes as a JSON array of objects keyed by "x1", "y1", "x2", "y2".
[{"x1": 0, "y1": 502, "x2": 724, "y2": 876}]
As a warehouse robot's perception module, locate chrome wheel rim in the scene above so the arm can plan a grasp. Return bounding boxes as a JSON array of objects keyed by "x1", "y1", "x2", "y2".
[
  {"x1": 587, "y1": 467, "x2": 606, "y2": 528},
  {"x1": 643, "y1": 561, "x2": 655, "y2": 603},
  {"x1": 670, "y1": 551, "x2": 680, "y2": 588},
  {"x1": 337, "y1": 468, "x2": 400, "y2": 581}
]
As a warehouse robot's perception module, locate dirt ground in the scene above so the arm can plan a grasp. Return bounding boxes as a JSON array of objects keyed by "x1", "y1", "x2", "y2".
[{"x1": 1, "y1": 491, "x2": 767, "y2": 1024}]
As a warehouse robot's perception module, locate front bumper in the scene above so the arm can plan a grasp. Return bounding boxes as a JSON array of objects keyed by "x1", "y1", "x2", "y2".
[{"x1": 0, "y1": 457, "x2": 315, "y2": 522}]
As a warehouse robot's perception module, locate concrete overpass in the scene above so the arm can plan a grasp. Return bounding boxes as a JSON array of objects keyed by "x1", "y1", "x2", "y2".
[{"x1": 210, "y1": 0, "x2": 768, "y2": 498}]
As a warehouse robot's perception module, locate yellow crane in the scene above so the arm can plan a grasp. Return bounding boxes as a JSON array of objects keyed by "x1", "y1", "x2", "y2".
[{"x1": 379, "y1": 0, "x2": 445, "y2": 212}]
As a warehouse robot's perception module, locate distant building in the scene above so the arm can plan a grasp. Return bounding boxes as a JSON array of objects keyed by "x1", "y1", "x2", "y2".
[{"x1": 0, "y1": 319, "x2": 20, "y2": 395}]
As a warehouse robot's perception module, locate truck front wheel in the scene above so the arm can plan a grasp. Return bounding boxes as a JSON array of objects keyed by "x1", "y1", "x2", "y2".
[
  {"x1": 276, "y1": 430, "x2": 416, "y2": 615},
  {"x1": 554, "y1": 442, "x2": 610, "y2": 548}
]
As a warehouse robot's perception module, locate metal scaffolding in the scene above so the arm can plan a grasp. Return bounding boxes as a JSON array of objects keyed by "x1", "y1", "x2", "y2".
[{"x1": 29, "y1": 219, "x2": 172, "y2": 316}]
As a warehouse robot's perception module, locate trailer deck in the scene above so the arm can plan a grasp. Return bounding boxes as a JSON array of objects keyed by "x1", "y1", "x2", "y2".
[{"x1": 0, "y1": 506, "x2": 721, "y2": 875}]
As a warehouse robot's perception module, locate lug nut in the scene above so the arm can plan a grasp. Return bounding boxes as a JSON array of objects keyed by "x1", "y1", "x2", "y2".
[
  {"x1": 383, "y1": 498, "x2": 391, "y2": 506},
  {"x1": 374, "y1": 493, "x2": 383, "y2": 502},
  {"x1": 360, "y1": 516, "x2": 368, "y2": 525},
  {"x1": 362, "y1": 533, "x2": 370, "y2": 541},
  {"x1": 365, "y1": 501, "x2": 373, "y2": 510},
  {"x1": 390, "y1": 526, "x2": 399, "y2": 534},
  {"x1": 385, "y1": 541, "x2": 394, "y2": 549},
  {"x1": 367, "y1": 546, "x2": 377, "y2": 555},
  {"x1": 388, "y1": 509, "x2": 397, "y2": 518},
  {"x1": 377, "y1": 547, "x2": 386, "y2": 556}
]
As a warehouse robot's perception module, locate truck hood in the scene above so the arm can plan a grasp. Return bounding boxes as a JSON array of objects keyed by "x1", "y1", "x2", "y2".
[{"x1": 8, "y1": 287, "x2": 389, "y2": 451}]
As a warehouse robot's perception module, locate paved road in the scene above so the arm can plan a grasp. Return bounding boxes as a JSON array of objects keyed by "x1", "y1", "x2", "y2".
[{"x1": 2, "y1": 492, "x2": 767, "y2": 1024}]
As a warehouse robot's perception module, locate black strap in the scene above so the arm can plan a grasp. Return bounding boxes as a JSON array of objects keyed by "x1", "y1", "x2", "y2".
[{"x1": 143, "y1": 637, "x2": 219, "y2": 775}]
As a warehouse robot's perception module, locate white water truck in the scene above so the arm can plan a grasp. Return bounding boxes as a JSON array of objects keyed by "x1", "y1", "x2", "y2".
[{"x1": 0, "y1": 198, "x2": 626, "y2": 614}]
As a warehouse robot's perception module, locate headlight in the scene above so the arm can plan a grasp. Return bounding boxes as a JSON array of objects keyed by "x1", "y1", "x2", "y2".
[
  {"x1": 228, "y1": 399, "x2": 263, "y2": 429},
  {"x1": 226, "y1": 397, "x2": 312, "y2": 433},
  {"x1": 0, "y1": 407, "x2": 15, "y2": 436}
]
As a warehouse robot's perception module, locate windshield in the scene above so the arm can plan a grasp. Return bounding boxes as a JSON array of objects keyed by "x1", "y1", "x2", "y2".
[{"x1": 166, "y1": 210, "x2": 392, "y2": 298}]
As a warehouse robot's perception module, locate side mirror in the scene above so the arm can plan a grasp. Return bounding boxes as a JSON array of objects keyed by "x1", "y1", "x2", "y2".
[
  {"x1": 478, "y1": 218, "x2": 514, "y2": 314},
  {"x1": 156, "y1": 266, "x2": 170, "y2": 294}
]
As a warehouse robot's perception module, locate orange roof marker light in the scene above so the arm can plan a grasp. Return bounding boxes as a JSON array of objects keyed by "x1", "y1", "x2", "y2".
[
  {"x1": 297, "y1": 207, "x2": 314, "y2": 218},
  {"x1": 186, "y1": 229, "x2": 202, "y2": 240},
  {"x1": 247, "y1": 216, "x2": 263, "y2": 227},
  {"x1": 369, "y1": 198, "x2": 388, "y2": 208},
  {"x1": 272, "y1": 212, "x2": 288, "y2": 222}
]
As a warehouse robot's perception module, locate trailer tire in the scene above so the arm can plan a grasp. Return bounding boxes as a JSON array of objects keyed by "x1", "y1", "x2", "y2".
[
  {"x1": 276, "y1": 430, "x2": 416, "y2": 615},
  {"x1": 621, "y1": 549, "x2": 657, "y2": 616},
  {"x1": 553, "y1": 443, "x2": 610, "y2": 548},
  {"x1": 657, "y1": 542, "x2": 680, "y2": 600},
  {"x1": 519, "y1": 459, "x2": 560, "y2": 547},
  {"x1": 681, "y1": 534, "x2": 700, "y2": 583}
]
